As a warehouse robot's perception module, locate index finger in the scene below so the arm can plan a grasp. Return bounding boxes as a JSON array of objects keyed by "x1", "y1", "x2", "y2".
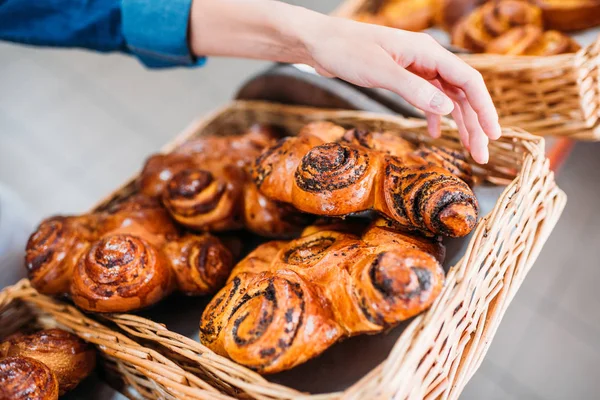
[{"x1": 432, "y1": 49, "x2": 502, "y2": 140}]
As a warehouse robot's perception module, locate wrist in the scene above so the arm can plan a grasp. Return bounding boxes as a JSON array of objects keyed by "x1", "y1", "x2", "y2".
[{"x1": 188, "y1": 0, "x2": 323, "y2": 65}]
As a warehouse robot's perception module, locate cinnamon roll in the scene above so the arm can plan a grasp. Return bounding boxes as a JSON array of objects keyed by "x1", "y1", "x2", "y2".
[
  {"x1": 200, "y1": 223, "x2": 445, "y2": 373},
  {"x1": 70, "y1": 234, "x2": 174, "y2": 312},
  {"x1": 292, "y1": 142, "x2": 380, "y2": 216},
  {"x1": 381, "y1": 159, "x2": 478, "y2": 237},
  {"x1": 163, "y1": 234, "x2": 234, "y2": 295},
  {"x1": 26, "y1": 216, "x2": 97, "y2": 295},
  {"x1": 452, "y1": 0, "x2": 543, "y2": 52},
  {"x1": 203, "y1": 270, "x2": 341, "y2": 374},
  {"x1": 253, "y1": 125, "x2": 478, "y2": 237},
  {"x1": 0, "y1": 329, "x2": 96, "y2": 394},
  {"x1": 0, "y1": 356, "x2": 59, "y2": 400},
  {"x1": 162, "y1": 167, "x2": 245, "y2": 232}
]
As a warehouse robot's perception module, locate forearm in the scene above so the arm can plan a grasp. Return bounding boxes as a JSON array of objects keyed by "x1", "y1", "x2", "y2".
[{"x1": 189, "y1": 0, "x2": 323, "y2": 66}]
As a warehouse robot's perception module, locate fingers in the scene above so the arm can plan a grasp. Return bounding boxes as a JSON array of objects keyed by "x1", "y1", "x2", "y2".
[
  {"x1": 425, "y1": 112, "x2": 441, "y2": 138},
  {"x1": 434, "y1": 51, "x2": 502, "y2": 140},
  {"x1": 366, "y1": 53, "x2": 455, "y2": 116},
  {"x1": 451, "y1": 101, "x2": 470, "y2": 151}
]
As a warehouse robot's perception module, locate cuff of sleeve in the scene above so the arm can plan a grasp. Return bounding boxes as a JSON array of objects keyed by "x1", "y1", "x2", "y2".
[{"x1": 122, "y1": 0, "x2": 206, "y2": 68}]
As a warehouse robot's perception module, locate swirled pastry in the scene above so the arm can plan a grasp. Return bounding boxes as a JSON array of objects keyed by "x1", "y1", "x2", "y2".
[
  {"x1": 25, "y1": 215, "x2": 98, "y2": 296},
  {"x1": 0, "y1": 356, "x2": 59, "y2": 400},
  {"x1": 27, "y1": 195, "x2": 234, "y2": 313},
  {"x1": 200, "y1": 222, "x2": 445, "y2": 373},
  {"x1": 139, "y1": 125, "x2": 311, "y2": 237},
  {"x1": 433, "y1": 0, "x2": 487, "y2": 31},
  {"x1": 252, "y1": 122, "x2": 478, "y2": 237},
  {"x1": 452, "y1": 0, "x2": 543, "y2": 52},
  {"x1": 0, "y1": 329, "x2": 96, "y2": 395},
  {"x1": 486, "y1": 26, "x2": 581, "y2": 55}
]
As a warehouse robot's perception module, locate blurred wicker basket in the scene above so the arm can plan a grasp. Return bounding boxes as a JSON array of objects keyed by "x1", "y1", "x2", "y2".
[
  {"x1": 333, "y1": 0, "x2": 600, "y2": 140},
  {"x1": 0, "y1": 101, "x2": 566, "y2": 399}
]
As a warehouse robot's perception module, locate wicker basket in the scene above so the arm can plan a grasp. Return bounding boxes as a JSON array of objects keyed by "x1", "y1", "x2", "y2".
[
  {"x1": 333, "y1": 0, "x2": 600, "y2": 140},
  {"x1": 0, "y1": 101, "x2": 566, "y2": 399}
]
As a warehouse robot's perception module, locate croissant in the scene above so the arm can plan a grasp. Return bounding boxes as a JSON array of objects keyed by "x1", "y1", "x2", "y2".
[
  {"x1": 0, "y1": 356, "x2": 59, "y2": 400},
  {"x1": 0, "y1": 329, "x2": 96, "y2": 395},
  {"x1": 452, "y1": 0, "x2": 543, "y2": 52},
  {"x1": 355, "y1": 0, "x2": 434, "y2": 31},
  {"x1": 139, "y1": 126, "x2": 311, "y2": 238},
  {"x1": 252, "y1": 122, "x2": 478, "y2": 237},
  {"x1": 531, "y1": 0, "x2": 600, "y2": 32},
  {"x1": 486, "y1": 25, "x2": 581, "y2": 55},
  {"x1": 27, "y1": 195, "x2": 234, "y2": 313},
  {"x1": 200, "y1": 222, "x2": 445, "y2": 373}
]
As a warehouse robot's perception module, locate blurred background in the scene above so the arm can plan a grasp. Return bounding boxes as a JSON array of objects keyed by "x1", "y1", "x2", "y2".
[{"x1": 1, "y1": 0, "x2": 600, "y2": 399}]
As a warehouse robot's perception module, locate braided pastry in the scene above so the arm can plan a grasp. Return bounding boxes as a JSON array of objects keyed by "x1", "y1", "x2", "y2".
[
  {"x1": 27, "y1": 195, "x2": 234, "y2": 313},
  {"x1": 252, "y1": 122, "x2": 478, "y2": 237},
  {"x1": 531, "y1": 0, "x2": 600, "y2": 32},
  {"x1": 0, "y1": 329, "x2": 96, "y2": 397},
  {"x1": 452, "y1": 0, "x2": 543, "y2": 52},
  {"x1": 200, "y1": 222, "x2": 445, "y2": 373},
  {"x1": 486, "y1": 25, "x2": 581, "y2": 55},
  {"x1": 139, "y1": 125, "x2": 311, "y2": 237}
]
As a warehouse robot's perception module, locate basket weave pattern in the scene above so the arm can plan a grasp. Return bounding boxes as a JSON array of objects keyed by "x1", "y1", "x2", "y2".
[
  {"x1": 333, "y1": 0, "x2": 600, "y2": 140},
  {"x1": 0, "y1": 102, "x2": 566, "y2": 399}
]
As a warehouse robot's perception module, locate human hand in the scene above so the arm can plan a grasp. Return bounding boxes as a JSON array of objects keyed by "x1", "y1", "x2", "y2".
[
  {"x1": 302, "y1": 18, "x2": 501, "y2": 164},
  {"x1": 189, "y1": 0, "x2": 500, "y2": 164}
]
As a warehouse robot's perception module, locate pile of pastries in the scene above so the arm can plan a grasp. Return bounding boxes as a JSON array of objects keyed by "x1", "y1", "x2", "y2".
[
  {"x1": 0, "y1": 328, "x2": 96, "y2": 399},
  {"x1": 25, "y1": 121, "x2": 480, "y2": 373},
  {"x1": 355, "y1": 0, "x2": 600, "y2": 55}
]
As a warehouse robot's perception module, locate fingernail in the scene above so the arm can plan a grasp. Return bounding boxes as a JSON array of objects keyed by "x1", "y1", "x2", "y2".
[{"x1": 430, "y1": 92, "x2": 453, "y2": 115}]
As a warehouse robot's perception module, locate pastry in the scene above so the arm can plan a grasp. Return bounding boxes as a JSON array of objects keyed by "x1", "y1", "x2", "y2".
[
  {"x1": 486, "y1": 25, "x2": 581, "y2": 55},
  {"x1": 200, "y1": 222, "x2": 445, "y2": 373},
  {"x1": 451, "y1": 0, "x2": 543, "y2": 52},
  {"x1": 252, "y1": 122, "x2": 478, "y2": 237},
  {"x1": 139, "y1": 126, "x2": 311, "y2": 237},
  {"x1": 0, "y1": 356, "x2": 59, "y2": 400},
  {"x1": 531, "y1": 0, "x2": 600, "y2": 32},
  {"x1": 27, "y1": 195, "x2": 234, "y2": 313},
  {"x1": 433, "y1": 0, "x2": 487, "y2": 31},
  {"x1": 355, "y1": 0, "x2": 434, "y2": 31},
  {"x1": 0, "y1": 329, "x2": 96, "y2": 395}
]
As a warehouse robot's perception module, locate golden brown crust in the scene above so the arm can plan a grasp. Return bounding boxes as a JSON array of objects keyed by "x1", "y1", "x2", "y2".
[
  {"x1": 70, "y1": 234, "x2": 175, "y2": 313},
  {"x1": 163, "y1": 234, "x2": 234, "y2": 295},
  {"x1": 26, "y1": 216, "x2": 98, "y2": 296},
  {"x1": 433, "y1": 0, "x2": 487, "y2": 31},
  {"x1": 531, "y1": 0, "x2": 600, "y2": 32},
  {"x1": 253, "y1": 124, "x2": 478, "y2": 237},
  {"x1": 452, "y1": 0, "x2": 543, "y2": 52},
  {"x1": 162, "y1": 167, "x2": 246, "y2": 232},
  {"x1": 200, "y1": 225, "x2": 445, "y2": 374},
  {"x1": 355, "y1": 0, "x2": 434, "y2": 31},
  {"x1": 0, "y1": 356, "x2": 59, "y2": 400},
  {"x1": 0, "y1": 329, "x2": 96, "y2": 395},
  {"x1": 486, "y1": 25, "x2": 580, "y2": 55},
  {"x1": 140, "y1": 126, "x2": 309, "y2": 237}
]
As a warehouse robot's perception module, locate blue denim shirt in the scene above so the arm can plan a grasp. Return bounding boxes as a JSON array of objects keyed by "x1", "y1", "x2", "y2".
[{"x1": 0, "y1": 0, "x2": 205, "y2": 68}]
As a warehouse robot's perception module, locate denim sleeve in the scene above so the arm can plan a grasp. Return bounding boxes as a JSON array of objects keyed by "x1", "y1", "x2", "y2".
[{"x1": 0, "y1": 0, "x2": 205, "y2": 68}]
